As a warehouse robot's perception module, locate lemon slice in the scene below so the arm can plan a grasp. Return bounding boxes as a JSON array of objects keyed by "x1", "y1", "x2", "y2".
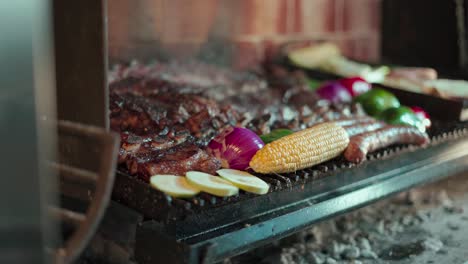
[
  {"x1": 216, "y1": 169, "x2": 269, "y2": 195},
  {"x1": 186, "y1": 171, "x2": 239, "y2": 197},
  {"x1": 150, "y1": 175, "x2": 200, "y2": 198},
  {"x1": 288, "y1": 43, "x2": 340, "y2": 69}
]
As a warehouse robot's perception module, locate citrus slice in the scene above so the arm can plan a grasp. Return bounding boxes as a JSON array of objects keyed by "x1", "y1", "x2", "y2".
[
  {"x1": 150, "y1": 175, "x2": 199, "y2": 198},
  {"x1": 288, "y1": 43, "x2": 340, "y2": 69},
  {"x1": 186, "y1": 171, "x2": 239, "y2": 197},
  {"x1": 216, "y1": 169, "x2": 269, "y2": 195}
]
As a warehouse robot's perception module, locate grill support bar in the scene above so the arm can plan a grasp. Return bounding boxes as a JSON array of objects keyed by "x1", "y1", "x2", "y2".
[{"x1": 134, "y1": 136, "x2": 468, "y2": 263}]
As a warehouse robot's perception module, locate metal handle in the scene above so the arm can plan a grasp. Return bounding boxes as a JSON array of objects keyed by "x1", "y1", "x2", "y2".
[{"x1": 52, "y1": 120, "x2": 119, "y2": 263}]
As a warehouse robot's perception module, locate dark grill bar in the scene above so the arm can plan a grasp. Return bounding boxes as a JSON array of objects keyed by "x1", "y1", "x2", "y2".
[
  {"x1": 132, "y1": 133, "x2": 468, "y2": 263},
  {"x1": 5, "y1": 0, "x2": 468, "y2": 263},
  {"x1": 104, "y1": 121, "x2": 468, "y2": 263}
]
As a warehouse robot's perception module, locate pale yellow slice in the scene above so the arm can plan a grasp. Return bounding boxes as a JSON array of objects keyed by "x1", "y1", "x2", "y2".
[
  {"x1": 150, "y1": 175, "x2": 199, "y2": 198},
  {"x1": 216, "y1": 169, "x2": 270, "y2": 195},
  {"x1": 186, "y1": 171, "x2": 239, "y2": 197},
  {"x1": 288, "y1": 43, "x2": 341, "y2": 69}
]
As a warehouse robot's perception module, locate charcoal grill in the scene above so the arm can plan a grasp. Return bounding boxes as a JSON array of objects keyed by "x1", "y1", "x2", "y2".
[
  {"x1": 45, "y1": 0, "x2": 468, "y2": 263},
  {"x1": 108, "y1": 121, "x2": 468, "y2": 263}
]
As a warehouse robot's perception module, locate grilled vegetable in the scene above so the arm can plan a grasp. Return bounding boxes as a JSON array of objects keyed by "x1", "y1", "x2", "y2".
[
  {"x1": 217, "y1": 169, "x2": 270, "y2": 195},
  {"x1": 378, "y1": 106, "x2": 425, "y2": 132},
  {"x1": 288, "y1": 43, "x2": 341, "y2": 69},
  {"x1": 150, "y1": 175, "x2": 200, "y2": 198},
  {"x1": 316, "y1": 81, "x2": 352, "y2": 103},
  {"x1": 354, "y1": 88, "x2": 400, "y2": 116},
  {"x1": 410, "y1": 106, "x2": 431, "y2": 128},
  {"x1": 320, "y1": 56, "x2": 390, "y2": 83},
  {"x1": 249, "y1": 122, "x2": 349, "y2": 174},
  {"x1": 260, "y1": 129, "x2": 294, "y2": 144},
  {"x1": 208, "y1": 127, "x2": 265, "y2": 170},
  {"x1": 307, "y1": 78, "x2": 322, "y2": 91},
  {"x1": 186, "y1": 171, "x2": 239, "y2": 197},
  {"x1": 339, "y1": 77, "x2": 371, "y2": 97}
]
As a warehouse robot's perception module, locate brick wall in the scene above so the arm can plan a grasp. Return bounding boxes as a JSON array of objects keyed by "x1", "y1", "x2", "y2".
[{"x1": 108, "y1": 0, "x2": 381, "y2": 68}]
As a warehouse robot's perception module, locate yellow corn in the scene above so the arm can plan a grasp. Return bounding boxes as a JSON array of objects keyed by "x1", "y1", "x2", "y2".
[{"x1": 249, "y1": 122, "x2": 349, "y2": 174}]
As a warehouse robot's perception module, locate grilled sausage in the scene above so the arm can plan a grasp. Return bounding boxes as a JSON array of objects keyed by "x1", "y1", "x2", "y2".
[
  {"x1": 332, "y1": 116, "x2": 377, "y2": 127},
  {"x1": 343, "y1": 121, "x2": 386, "y2": 137},
  {"x1": 344, "y1": 126, "x2": 430, "y2": 163}
]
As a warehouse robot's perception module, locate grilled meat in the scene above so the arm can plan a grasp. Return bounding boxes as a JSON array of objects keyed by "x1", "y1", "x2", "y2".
[
  {"x1": 344, "y1": 126, "x2": 430, "y2": 163},
  {"x1": 120, "y1": 134, "x2": 221, "y2": 182},
  {"x1": 342, "y1": 120, "x2": 386, "y2": 137},
  {"x1": 110, "y1": 91, "x2": 239, "y2": 144},
  {"x1": 110, "y1": 87, "x2": 239, "y2": 180},
  {"x1": 111, "y1": 61, "x2": 425, "y2": 179}
]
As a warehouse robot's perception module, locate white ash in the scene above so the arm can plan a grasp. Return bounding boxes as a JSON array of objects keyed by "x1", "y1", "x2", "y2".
[
  {"x1": 357, "y1": 238, "x2": 371, "y2": 251},
  {"x1": 416, "y1": 211, "x2": 430, "y2": 222},
  {"x1": 305, "y1": 252, "x2": 324, "y2": 264},
  {"x1": 360, "y1": 249, "x2": 378, "y2": 259},
  {"x1": 444, "y1": 205, "x2": 464, "y2": 214},
  {"x1": 225, "y1": 184, "x2": 468, "y2": 264},
  {"x1": 437, "y1": 190, "x2": 453, "y2": 208},
  {"x1": 446, "y1": 222, "x2": 460, "y2": 230},
  {"x1": 421, "y1": 237, "x2": 444, "y2": 252},
  {"x1": 342, "y1": 246, "x2": 360, "y2": 260}
]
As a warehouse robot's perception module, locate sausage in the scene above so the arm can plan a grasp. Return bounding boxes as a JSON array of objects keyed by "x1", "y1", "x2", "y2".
[
  {"x1": 343, "y1": 121, "x2": 386, "y2": 137},
  {"x1": 344, "y1": 126, "x2": 430, "y2": 163},
  {"x1": 332, "y1": 116, "x2": 377, "y2": 127}
]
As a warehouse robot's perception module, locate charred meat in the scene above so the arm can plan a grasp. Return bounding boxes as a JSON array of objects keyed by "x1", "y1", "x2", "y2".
[
  {"x1": 110, "y1": 61, "x2": 429, "y2": 180},
  {"x1": 344, "y1": 126, "x2": 430, "y2": 163}
]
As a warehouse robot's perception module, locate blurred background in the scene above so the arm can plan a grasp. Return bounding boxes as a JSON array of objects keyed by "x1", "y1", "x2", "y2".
[{"x1": 108, "y1": 0, "x2": 381, "y2": 68}]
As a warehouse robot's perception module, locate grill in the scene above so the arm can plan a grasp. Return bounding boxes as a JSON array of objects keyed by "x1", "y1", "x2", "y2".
[
  {"x1": 9, "y1": 0, "x2": 468, "y2": 263},
  {"x1": 53, "y1": 121, "x2": 119, "y2": 263},
  {"x1": 109, "y1": 121, "x2": 468, "y2": 263}
]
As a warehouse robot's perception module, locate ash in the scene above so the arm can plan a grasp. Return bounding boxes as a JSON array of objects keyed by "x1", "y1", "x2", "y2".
[{"x1": 225, "y1": 174, "x2": 468, "y2": 264}]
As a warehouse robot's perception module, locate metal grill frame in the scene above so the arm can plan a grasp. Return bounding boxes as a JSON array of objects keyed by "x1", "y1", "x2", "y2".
[{"x1": 107, "y1": 125, "x2": 468, "y2": 263}]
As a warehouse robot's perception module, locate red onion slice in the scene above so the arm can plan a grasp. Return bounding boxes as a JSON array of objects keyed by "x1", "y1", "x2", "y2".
[{"x1": 208, "y1": 127, "x2": 264, "y2": 170}]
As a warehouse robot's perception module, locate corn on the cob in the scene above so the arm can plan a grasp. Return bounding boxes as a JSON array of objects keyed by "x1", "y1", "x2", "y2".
[{"x1": 249, "y1": 122, "x2": 349, "y2": 174}]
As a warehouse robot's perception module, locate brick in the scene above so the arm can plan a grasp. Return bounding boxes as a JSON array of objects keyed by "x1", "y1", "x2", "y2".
[
  {"x1": 261, "y1": 0, "x2": 279, "y2": 35},
  {"x1": 232, "y1": 39, "x2": 264, "y2": 70},
  {"x1": 277, "y1": 0, "x2": 289, "y2": 34},
  {"x1": 133, "y1": 0, "x2": 161, "y2": 42},
  {"x1": 211, "y1": 0, "x2": 236, "y2": 37},
  {"x1": 292, "y1": 0, "x2": 303, "y2": 33},
  {"x1": 229, "y1": 0, "x2": 304, "y2": 36},
  {"x1": 343, "y1": 0, "x2": 376, "y2": 33},
  {"x1": 107, "y1": 0, "x2": 382, "y2": 64},
  {"x1": 349, "y1": 35, "x2": 381, "y2": 62},
  {"x1": 334, "y1": 37, "x2": 355, "y2": 58},
  {"x1": 154, "y1": 0, "x2": 218, "y2": 44},
  {"x1": 107, "y1": 0, "x2": 133, "y2": 59},
  {"x1": 228, "y1": 0, "x2": 272, "y2": 36},
  {"x1": 263, "y1": 39, "x2": 279, "y2": 63},
  {"x1": 330, "y1": 0, "x2": 346, "y2": 32},
  {"x1": 282, "y1": 0, "x2": 303, "y2": 33},
  {"x1": 301, "y1": 0, "x2": 333, "y2": 34},
  {"x1": 369, "y1": 0, "x2": 382, "y2": 32}
]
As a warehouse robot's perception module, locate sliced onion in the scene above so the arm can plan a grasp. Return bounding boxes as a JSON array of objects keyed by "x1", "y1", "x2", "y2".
[
  {"x1": 316, "y1": 81, "x2": 352, "y2": 103},
  {"x1": 339, "y1": 77, "x2": 371, "y2": 97},
  {"x1": 208, "y1": 127, "x2": 264, "y2": 170}
]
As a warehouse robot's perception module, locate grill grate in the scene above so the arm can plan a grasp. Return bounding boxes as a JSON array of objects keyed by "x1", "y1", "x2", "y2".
[
  {"x1": 112, "y1": 121, "x2": 468, "y2": 237},
  {"x1": 105, "y1": 120, "x2": 468, "y2": 263}
]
